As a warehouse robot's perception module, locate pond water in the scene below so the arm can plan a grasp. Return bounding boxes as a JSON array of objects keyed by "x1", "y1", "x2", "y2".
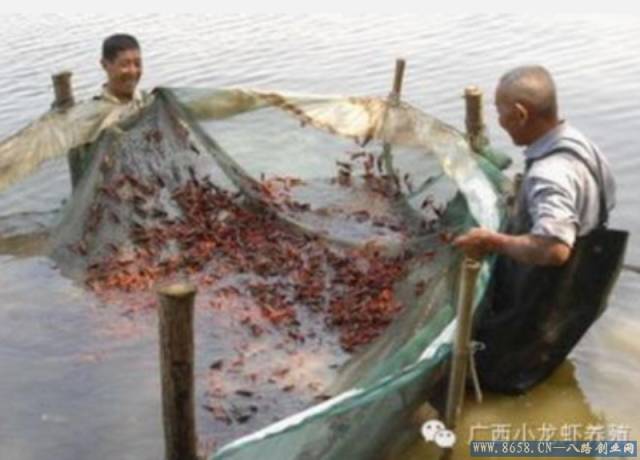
[{"x1": 0, "y1": 14, "x2": 639, "y2": 460}]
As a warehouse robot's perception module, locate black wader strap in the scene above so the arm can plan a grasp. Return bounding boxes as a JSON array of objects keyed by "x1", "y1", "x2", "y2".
[{"x1": 525, "y1": 138, "x2": 609, "y2": 227}]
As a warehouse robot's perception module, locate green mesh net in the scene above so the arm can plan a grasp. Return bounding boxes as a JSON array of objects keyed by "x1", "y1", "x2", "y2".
[{"x1": 0, "y1": 86, "x2": 507, "y2": 459}]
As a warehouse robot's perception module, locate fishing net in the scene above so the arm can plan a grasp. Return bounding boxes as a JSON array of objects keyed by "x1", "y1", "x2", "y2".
[{"x1": 0, "y1": 86, "x2": 508, "y2": 459}]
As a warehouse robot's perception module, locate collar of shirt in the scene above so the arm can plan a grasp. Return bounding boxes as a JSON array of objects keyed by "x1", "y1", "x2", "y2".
[
  {"x1": 100, "y1": 84, "x2": 145, "y2": 105},
  {"x1": 523, "y1": 120, "x2": 569, "y2": 161}
]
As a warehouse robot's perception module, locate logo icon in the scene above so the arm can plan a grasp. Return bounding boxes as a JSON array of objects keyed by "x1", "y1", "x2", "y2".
[{"x1": 421, "y1": 419, "x2": 456, "y2": 448}]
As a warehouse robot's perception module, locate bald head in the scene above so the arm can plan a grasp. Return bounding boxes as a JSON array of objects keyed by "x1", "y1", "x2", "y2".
[{"x1": 497, "y1": 65, "x2": 558, "y2": 121}]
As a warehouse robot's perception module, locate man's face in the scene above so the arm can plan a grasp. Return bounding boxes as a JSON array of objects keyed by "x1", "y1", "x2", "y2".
[
  {"x1": 495, "y1": 87, "x2": 528, "y2": 146},
  {"x1": 101, "y1": 48, "x2": 142, "y2": 101}
]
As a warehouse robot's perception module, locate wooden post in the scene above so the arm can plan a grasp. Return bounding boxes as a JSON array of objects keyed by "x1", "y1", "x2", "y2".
[
  {"x1": 464, "y1": 86, "x2": 488, "y2": 154},
  {"x1": 52, "y1": 70, "x2": 81, "y2": 190},
  {"x1": 158, "y1": 283, "x2": 198, "y2": 460},
  {"x1": 389, "y1": 58, "x2": 406, "y2": 104},
  {"x1": 51, "y1": 71, "x2": 74, "y2": 109},
  {"x1": 444, "y1": 257, "x2": 481, "y2": 429},
  {"x1": 382, "y1": 58, "x2": 406, "y2": 186}
]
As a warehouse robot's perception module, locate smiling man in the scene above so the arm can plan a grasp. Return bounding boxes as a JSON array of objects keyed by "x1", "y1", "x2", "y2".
[
  {"x1": 99, "y1": 33, "x2": 145, "y2": 105},
  {"x1": 67, "y1": 33, "x2": 151, "y2": 188}
]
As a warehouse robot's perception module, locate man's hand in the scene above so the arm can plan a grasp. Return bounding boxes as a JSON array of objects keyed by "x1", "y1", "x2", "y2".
[
  {"x1": 452, "y1": 227, "x2": 571, "y2": 266},
  {"x1": 452, "y1": 228, "x2": 499, "y2": 260}
]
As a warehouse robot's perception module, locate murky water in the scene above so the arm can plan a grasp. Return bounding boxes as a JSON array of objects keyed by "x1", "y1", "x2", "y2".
[{"x1": 0, "y1": 14, "x2": 639, "y2": 460}]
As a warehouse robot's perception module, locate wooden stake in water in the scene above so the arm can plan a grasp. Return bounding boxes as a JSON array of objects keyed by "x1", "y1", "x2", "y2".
[
  {"x1": 464, "y1": 85, "x2": 488, "y2": 154},
  {"x1": 52, "y1": 70, "x2": 83, "y2": 189},
  {"x1": 157, "y1": 283, "x2": 198, "y2": 460},
  {"x1": 444, "y1": 257, "x2": 481, "y2": 429},
  {"x1": 381, "y1": 58, "x2": 406, "y2": 185},
  {"x1": 51, "y1": 71, "x2": 74, "y2": 109}
]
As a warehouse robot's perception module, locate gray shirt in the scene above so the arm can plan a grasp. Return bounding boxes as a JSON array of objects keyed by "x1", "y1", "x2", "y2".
[{"x1": 521, "y1": 122, "x2": 616, "y2": 247}]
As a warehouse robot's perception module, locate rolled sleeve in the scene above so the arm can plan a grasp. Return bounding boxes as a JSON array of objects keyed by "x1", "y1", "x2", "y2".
[{"x1": 525, "y1": 175, "x2": 578, "y2": 247}]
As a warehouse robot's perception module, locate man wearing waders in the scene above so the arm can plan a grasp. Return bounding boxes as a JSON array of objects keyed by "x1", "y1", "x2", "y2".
[{"x1": 453, "y1": 65, "x2": 626, "y2": 394}]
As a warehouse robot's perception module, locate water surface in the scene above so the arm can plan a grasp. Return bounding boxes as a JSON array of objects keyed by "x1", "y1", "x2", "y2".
[{"x1": 0, "y1": 14, "x2": 639, "y2": 459}]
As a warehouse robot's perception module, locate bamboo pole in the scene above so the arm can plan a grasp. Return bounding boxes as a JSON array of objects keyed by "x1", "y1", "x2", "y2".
[
  {"x1": 437, "y1": 88, "x2": 489, "y2": 460},
  {"x1": 51, "y1": 71, "x2": 74, "y2": 109},
  {"x1": 463, "y1": 86, "x2": 488, "y2": 154},
  {"x1": 157, "y1": 283, "x2": 198, "y2": 460},
  {"x1": 440, "y1": 87, "x2": 487, "y2": 435},
  {"x1": 381, "y1": 58, "x2": 406, "y2": 186},
  {"x1": 444, "y1": 257, "x2": 481, "y2": 429}
]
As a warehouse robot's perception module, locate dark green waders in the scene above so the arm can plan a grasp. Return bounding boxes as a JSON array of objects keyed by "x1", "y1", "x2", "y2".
[{"x1": 473, "y1": 143, "x2": 629, "y2": 394}]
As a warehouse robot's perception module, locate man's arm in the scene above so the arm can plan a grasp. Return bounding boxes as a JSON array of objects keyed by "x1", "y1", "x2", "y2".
[
  {"x1": 452, "y1": 227, "x2": 571, "y2": 266},
  {"x1": 453, "y1": 156, "x2": 582, "y2": 266}
]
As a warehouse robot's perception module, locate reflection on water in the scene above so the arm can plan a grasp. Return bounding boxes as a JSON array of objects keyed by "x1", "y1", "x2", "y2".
[
  {"x1": 405, "y1": 362, "x2": 602, "y2": 460},
  {"x1": 0, "y1": 13, "x2": 639, "y2": 460}
]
